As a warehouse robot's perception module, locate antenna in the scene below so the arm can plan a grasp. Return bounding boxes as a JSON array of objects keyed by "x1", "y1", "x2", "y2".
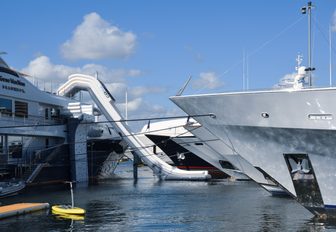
[
  {"x1": 330, "y1": 24, "x2": 333, "y2": 87},
  {"x1": 296, "y1": 53, "x2": 303, "y2": 71},
  {"x1": 246, "y1": 53, "x2": 249, "y2": 90},
  {"x1": 176, "y1": 76, "x2": 192, "y2": 96},
  {"x1": 0, "y1": 52, "x2": 9, "y2": 68},
  {"x1": 301, "y1": 1, "x2": 315, "y2": 86},
  {"x1": 243, "y1": 50, "x2": 245, "y2": 90},
  {"x1": 125, "y1": 89, "x2": 128, "y2": 124},
  {"x1": 242, "y1": 50, "x2": 249, "y2": 90}
]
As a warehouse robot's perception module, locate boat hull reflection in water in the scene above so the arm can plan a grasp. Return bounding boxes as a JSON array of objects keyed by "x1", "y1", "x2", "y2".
[{"x1": 0, "y1": 162, "x2": 335, "y2": 231}]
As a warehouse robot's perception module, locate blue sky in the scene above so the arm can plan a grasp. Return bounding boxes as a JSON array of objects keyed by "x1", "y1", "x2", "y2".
[{"x1": 1, "y1": 0, "x2": 336, "y2": 129}]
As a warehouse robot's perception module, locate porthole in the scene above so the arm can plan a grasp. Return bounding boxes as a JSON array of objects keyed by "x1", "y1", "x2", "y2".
[{"x1": 261, "y1": 112, "x2": 269, "y2": 118}]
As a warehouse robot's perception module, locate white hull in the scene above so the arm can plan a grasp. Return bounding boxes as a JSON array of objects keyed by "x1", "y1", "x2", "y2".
[
  {"x1": 171, "y1": 87, "x2": 336, "y2": 216},
  {"x1": 172, "y1": 133, "x2": 250, "y2": 180},
  {"x1": 181, "y1": 124, "x2": 286, "y2": 193}
]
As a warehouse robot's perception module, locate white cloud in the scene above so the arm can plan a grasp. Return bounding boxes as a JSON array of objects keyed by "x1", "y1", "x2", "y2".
[
  {"x1": 102, "y1": 84, "x2": 165, "y2": 104},
  {"x1": 117, "y1": 98, "x2": 170, "y2": 131},
  {"x1": 117, "y1": 97, "x2": 164, "y2": 115},
  {"x1": 21, "y1": 56, "x2": 80, "y2": 82},
  {"x1": 274, "y1": 73, "x2": 295, "y2": 88},
  {"x1": 192, "y1": 72, "x2": 224, "y2": 90},
  {"x1": 21, "y1": 56, "x2": 142, "y2": 84},
  {"x1": 20, "y1": 56, "x2": 143, "y2": 97},
  {"x1": 274, "y1": 70, "x2": 311, "y2": 89},
  {"x1": 104, "y1": 82, "x2": 127, "y2": 100},
  {"x1": 332, "y1": 10, "x2": 336, "y2": 32},
  {"x1": 128, "y1": 69, "x2": 143, "y2": 77},
  {"x1": 61, "y1": 12, "x2": 136, "y2": 60},
  {"x1": 124, "y1": 98, "x2": 143, "y2": 112}
]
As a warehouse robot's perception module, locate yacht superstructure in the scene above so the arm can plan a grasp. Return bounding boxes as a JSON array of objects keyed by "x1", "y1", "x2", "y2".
[{"x1": 0, "y1": 56, "x2": 126, "y2": 188}]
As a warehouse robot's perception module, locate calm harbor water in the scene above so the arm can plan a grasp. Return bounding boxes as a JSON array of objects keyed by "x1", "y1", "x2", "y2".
[{"x1": 0, "y1": 161, "x2": 335, "y2": 232}]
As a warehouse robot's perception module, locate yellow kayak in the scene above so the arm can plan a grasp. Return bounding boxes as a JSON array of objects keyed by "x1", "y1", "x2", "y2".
[{"x1": 52, "y1": 205, "x2": 85, "y2": 215}]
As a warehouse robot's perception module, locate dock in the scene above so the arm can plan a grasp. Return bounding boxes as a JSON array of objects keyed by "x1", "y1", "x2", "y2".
[{"x1": 0, "y1": 203, "x2": 50, "y2": 219}]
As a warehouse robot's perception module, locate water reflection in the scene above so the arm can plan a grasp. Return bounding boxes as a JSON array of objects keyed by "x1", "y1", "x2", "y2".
[
  {"x1": 51, "y1": 214, "x2": 85, "y2": 232},
  {"x1": 305, "y1": 216, "x2": 336, "y2": 231},
  {"x1": 259, "y1": 213, "x2": 282, "y2": 231},
  {"x1": 85, "y1": 200, "x2": 127, "y2": 224},
  {"x1": 52, "y1": 211, "x2": 85, "y2": 221},
  {"x1": 1, "y1": 163, "x2": 336, "y2": 231}
]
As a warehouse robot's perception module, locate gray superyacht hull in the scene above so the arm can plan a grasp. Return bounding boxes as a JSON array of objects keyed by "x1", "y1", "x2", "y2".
[
  {"x1": 182, "y1": 124, "x2": 286, "y2": 195},
  {"x1": 171, "y1": 87, "x2": 336, "y2": 217}
]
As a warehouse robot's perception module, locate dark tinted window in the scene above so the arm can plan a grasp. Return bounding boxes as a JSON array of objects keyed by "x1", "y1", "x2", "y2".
[
  {"x1": 15, "y1": 101, "x2": 28, "y2": 117},
  {"x1": 0, "y1": 98, "x2": 12, "y2": 116}
]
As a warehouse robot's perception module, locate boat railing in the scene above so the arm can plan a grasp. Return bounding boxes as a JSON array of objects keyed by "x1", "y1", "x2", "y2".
[
  {"x1": 32, "y1": 144, "x2": 69, "y2": 164},
  {"x1": 0, "y1": 112, "x2": 63, "y2": 127},
  {"x1": 25, "y1": 76, "x2": 63, "y2": 95}
]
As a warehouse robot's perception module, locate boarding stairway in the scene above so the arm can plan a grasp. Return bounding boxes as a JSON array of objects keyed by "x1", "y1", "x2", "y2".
[
  {"x1": 22, "y1": 144, "x2": 68, "y2": 183},
  {"x1": 25, "y1": 163, "x2": 46, "y2": 183},
  {"x1": 57, "y1": 74, "x2": 210, "y2": 180}
]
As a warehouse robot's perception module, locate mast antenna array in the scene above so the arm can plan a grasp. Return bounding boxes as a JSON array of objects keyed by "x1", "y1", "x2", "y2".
[{"x1": 301, "y1": 1, "x2": 315, "y2": 86}]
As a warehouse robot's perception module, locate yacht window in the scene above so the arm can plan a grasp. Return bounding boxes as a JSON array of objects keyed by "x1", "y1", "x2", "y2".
[
  {"x1": 8, "y1": 136, "x2": 22, "y2": 159},
  {"x1": 45, "y1": 108, "x2": 49, "y2": 120},
  {"x1": 0, "y1": 135, "x2": 4, "y2": 155},
  {"x1": 0, "y1": 98, "x2": 12, "y2": 116},
  {"x1": 0, "y1": 67, "x2": 19, "y2": 77},
  {"x1": 51, "y1": 108, "x2": 60, "y2": 119},
  {"x1": 15, "y1": 101, "x2": 28, "y2": 118},
  {"x1": 219, "y1": 160, "x2": 236, "y2": 170},
  {"x1": 308, "y1": 114, "x2": 333, "y2": 120},
  {"x1": 194, "y1": 142, "x2": 203, "y2": 146}
]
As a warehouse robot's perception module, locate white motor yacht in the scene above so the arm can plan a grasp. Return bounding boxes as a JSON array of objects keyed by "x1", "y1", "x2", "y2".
[
  {"x1": 0, "y1": 56, "x2": 126, "y2": 188},
  {"x1": 171, "y1": 1, "x2": 336, "y2": 218}
]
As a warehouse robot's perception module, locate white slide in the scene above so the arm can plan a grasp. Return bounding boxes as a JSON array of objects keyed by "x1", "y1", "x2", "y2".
[{"x1": 58, "y1": 74, "x2": 210, "y2": 180}]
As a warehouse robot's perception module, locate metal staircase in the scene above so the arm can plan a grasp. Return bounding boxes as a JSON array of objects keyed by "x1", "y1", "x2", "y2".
[{"x1": 22, "y1": 144, "x2": 68, "y2": 183}]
